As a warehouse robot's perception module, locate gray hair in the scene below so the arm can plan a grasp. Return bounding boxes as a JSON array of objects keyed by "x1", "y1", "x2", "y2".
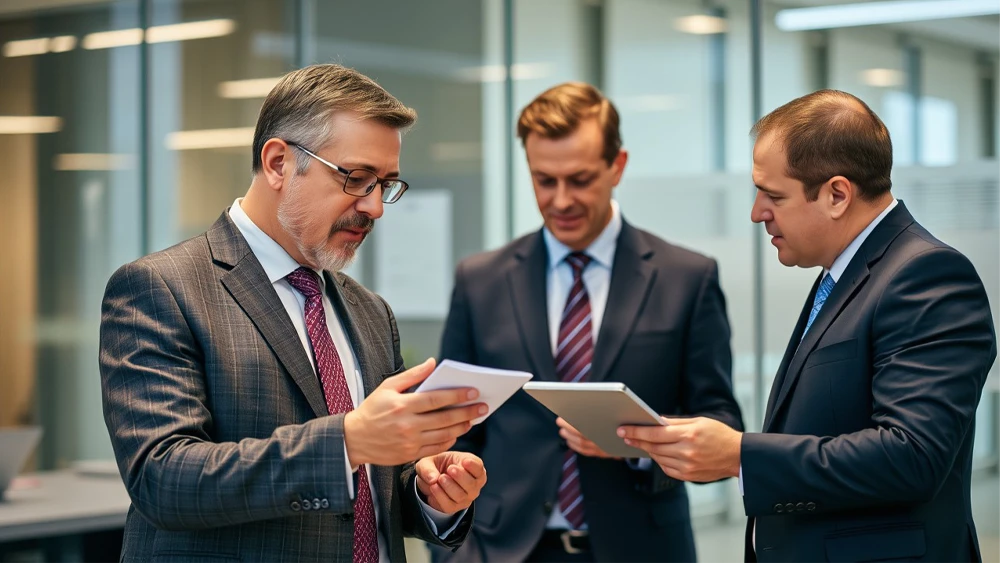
[{"x1": 251, "y1": 64, "x2": 417, "y2": 175}]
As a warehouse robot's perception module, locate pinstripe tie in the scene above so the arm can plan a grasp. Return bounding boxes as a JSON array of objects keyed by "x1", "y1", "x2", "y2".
[
  {"x1": 555, "y1": 252, "x2": 593, "y2": 529},
  {"x1": 286, "y1": 268, "x2": 379, "y2": 563}
]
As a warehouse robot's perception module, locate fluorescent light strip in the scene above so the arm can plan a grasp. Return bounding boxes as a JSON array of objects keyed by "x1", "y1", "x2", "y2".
[
  {"x1": 2, "y1": 36, "x2": 77, "y2": 57},
  {"x1": 166, "y1": 127, "x2": 255, "y2": 150},
  {"x1": 3, "y1": 38, "x2": 49, "y2": 57},
  {"x1": 218, "y1": 77, "x2": 282, "y2": 99},
  {"x1": 146, "y1": 19, "x2": 236, "y2": 43},
  {"x1": 82, "y1": 19, "x2": 236, "y2": 50},
  {"x1": 0, "y1": 116, "x2": 62, "y2": 134},
  {"x1": 49, "y1": 35, "x2": 77, "y2": 53},
  {"x1": 860, "y1": 68, "x2": 905, "y2": 87},
  {"x1": 54, "y1": 153, "x2": 133, "y2": 171},
  {"x1": 776, "y1": 0, "x2": 1000, "y2": 31},
  {"x1": 674, "y1": 15, "x2": 728, "y2": 35},
  {"x1": 82, "y1": 28, "x2": 143, "y2": 49}
]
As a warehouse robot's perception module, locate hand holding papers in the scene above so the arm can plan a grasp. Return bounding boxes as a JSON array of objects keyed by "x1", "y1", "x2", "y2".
[{"x1": 414, "y1": 359, "x2": 533, "y2": 424}]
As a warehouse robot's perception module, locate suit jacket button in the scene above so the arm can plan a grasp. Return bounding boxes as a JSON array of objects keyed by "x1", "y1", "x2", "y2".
[
  {"x1": 806, "y1": 502, "x2": 816, "y2": 511},
  {"x1": 321, "y1": 499, "x2": 330, "y2": 509},
  {"x1": 795, "y1": 502, "x2": 805, "y2": 512},
  {"x1": 773, "y1": 503, "x2": 783, "y2": 513},
  {"x1": 290, "y1": 501, "x2": 301, "y2": 511},
  {"x1": 543, "y1": 501, "x2": 554, "y2": 515},
  {"x1": 784, "y1": 503, "x2": 795, "y2": 513}
]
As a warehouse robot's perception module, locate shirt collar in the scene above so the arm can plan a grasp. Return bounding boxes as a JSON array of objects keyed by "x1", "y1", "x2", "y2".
[
  {"x1": 543, "y1": 199, "x2": 622, "y2": 271},
  {"x1": 827, "y1": 198, "x2": 898, "y2": 282},
  {"x1": 227, "y1": 198, "x2": 322, "y2": 286}
]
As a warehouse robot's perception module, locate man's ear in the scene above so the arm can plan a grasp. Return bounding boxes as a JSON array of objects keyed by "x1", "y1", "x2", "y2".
[
  {"x1": 610, "y1": 149, "x2": 628, "y2": 186},
  {"x1": 827, "y1": 175, "x2": 853, "y2": 220},
  {"x1": 259, "y1": 138, "x2": 293, "y2": 191}
]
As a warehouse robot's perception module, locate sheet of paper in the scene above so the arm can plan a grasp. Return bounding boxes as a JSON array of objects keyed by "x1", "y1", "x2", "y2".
[
  {"x1": 375, "y1": 190, "x2": 452, "y2": 319},
  {"x1": 415, "y1": 359, "x2": 533, "y2": 424}
]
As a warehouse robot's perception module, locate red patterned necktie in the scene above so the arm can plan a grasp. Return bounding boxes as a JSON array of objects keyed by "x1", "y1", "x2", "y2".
[
  {"x1": 555, "y1": 252, "x2": 593, "y2": 529},
  {"x1": 285, "y1": 267, "x2": 379, "y2": 563}
]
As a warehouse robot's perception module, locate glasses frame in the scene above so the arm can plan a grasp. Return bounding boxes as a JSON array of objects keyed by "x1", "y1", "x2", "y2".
[{"x1": 285, "y1": 141, "x2": 409, "y2": 203}]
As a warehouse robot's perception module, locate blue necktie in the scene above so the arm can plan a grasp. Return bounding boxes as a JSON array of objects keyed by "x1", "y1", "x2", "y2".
[{"x1": 803, "y1": 274, "x2": 835, "y2": 337}]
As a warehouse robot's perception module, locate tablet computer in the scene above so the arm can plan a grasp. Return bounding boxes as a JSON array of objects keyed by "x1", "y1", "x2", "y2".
[{"x1": 522, "y1": 381, "x2": 665, "y2": 458}]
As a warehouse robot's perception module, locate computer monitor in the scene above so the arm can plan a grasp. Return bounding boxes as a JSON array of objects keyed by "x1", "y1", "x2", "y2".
[{"x1": 0, "y1": 426, "x2": 42, "y2": 499}]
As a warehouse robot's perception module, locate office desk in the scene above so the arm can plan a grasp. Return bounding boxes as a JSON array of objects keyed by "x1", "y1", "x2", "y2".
[{"x1": 0, "y1": 469, "x2": 130, "y2": 561}]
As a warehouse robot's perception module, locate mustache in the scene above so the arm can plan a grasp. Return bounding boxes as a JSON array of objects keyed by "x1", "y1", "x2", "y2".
[{"x1": 331, "y1": 213, "x2": 374, "y2": 234}]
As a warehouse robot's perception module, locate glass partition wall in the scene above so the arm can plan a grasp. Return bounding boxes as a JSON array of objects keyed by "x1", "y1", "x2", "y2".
[{"x1": 1, "y1": 1, "x2": 996, "y2": 560}]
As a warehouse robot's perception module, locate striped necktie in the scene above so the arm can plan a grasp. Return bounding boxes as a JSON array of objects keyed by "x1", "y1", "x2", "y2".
[
  {"x1": 555, "y1": 252, "x2": 593, "y2": 529},
  {"x1": 285, "y1": 267, "x2": 379, "y2": 563}
]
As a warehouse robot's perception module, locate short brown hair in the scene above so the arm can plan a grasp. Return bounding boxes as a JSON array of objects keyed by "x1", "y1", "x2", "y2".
[
  {"x1": 252, "y1": 64, "x2": 417, "y2": 173},
  {"x1": 751, "y1": 89, "x2": 892, "y2": 201},
  {"x1": 517, "y1": 82, "x2": 622, "y2": 165}
]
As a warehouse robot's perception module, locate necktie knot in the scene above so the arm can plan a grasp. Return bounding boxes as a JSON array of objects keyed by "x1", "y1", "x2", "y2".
[
  {"x1": 285, "y1": 267, "x2": 321, "y2": 299},
  {"x1": 566, "y1": 252, "x2": 592, "y2": 278},
  {"x1": 803, "y1": 273, "x2": 835, "y2": 338},
  {"x1": 814, "y1": 273, "x2": 835, "y2": 307}
]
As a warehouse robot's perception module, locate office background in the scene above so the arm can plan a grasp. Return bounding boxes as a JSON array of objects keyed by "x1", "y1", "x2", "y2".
[{"x1": 0, "y1": 0, "x2": 997, "y2": 560}]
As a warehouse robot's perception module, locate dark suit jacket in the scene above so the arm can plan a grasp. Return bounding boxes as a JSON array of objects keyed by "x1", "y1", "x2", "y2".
[
  {"x1": 433, "y1": 220, "x2": 744, "y2": 562},
  {"x1": 742, "y1": 202, "x2": 997, "y2": 562},
  {"x1": 99, "y1": 212, "x2": 472, "y2": 563}
]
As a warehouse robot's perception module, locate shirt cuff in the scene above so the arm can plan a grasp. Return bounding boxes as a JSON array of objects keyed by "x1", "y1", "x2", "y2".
[
  {"x1": 344, "y1": 444, "x2": 356, "y2": 499},
  {"x1": 738, "y1": 464, "x2": 744, "y2": 495},
  {"x1": 414, "y1": 479, "x2": 467, "y2": 539},
  {"x1": 626, "y1": 457, "x2": 654, "y2": 471}
]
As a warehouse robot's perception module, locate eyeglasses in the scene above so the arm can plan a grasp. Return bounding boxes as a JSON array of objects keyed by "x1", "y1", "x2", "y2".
[{"x1": 286, "y1": 141, "x2": 409, "y2": 204}]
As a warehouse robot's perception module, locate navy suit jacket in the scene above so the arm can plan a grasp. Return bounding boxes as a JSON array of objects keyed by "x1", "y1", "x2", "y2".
[
  {"x1": 434, "y1": 220, "x2": 743, "y2": 562},
  {"x1": 742, "y1": 202, "x2": 997, "y2": 562}
]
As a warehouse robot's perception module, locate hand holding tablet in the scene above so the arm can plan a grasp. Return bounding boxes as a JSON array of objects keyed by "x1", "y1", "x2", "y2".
[{"x1": 523, "y1": 381, "x2": 666, "y2": 458}]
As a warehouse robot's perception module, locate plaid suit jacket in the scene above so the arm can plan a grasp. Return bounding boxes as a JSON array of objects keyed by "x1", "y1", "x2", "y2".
[{"x1": 99, "y1": 212, "x2": 471, "y2": 562}]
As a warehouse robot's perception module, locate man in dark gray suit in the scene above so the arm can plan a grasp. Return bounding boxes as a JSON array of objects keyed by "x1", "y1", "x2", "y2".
[
  {"x1": 100, "y1": 64, "x2": 487, "y2": 563},
  {"x1": 621, "y1": 90, "x2": 997, "y2": 562},
  {"x1": 432, "y1": 82, "x2": 743, "y2": 562}
]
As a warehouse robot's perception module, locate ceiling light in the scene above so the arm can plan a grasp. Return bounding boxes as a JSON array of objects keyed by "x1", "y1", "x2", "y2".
[
  {"x1": 218, "y1": 77, "x2": 282, "y2": 99},
  {"x1": 674, "y1": 15, "x2": 728, "y2": 35},
  {"x1": 49, "y1": 35, "x2": 77, "y2": 53},
  {"x1": 166, "y1": 127, "x2": 255, "y2": 150},
  {"x1": 860, "y1": 68, "x2": 906, "y2": 87},
  {"x1": 0, "y1": 116, "x2": 62, "y2": 134},
  {"x1": 776, "y1": 0, "x2": 1000, "y2": 31},
  {"x1": 82, "y1": 28, "x2": 143, "y2": 49},
  {"x1": 54, "y1": 153, "x2": 133, "y2": 171},
  {"x1": 2, "y1": 38, "x2": 49, "y2": 57},
  {"x1": 453, "y1": 62, "x2": 554, "y2": 83},
  {"x1": 146, "y1": 19, "x2": 236, "y2": 43}
]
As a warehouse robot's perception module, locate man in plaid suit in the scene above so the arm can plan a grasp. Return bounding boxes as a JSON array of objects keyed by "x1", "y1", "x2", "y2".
[{"x1": 100, "y1": 64, "x2": 486, "y2": 563}]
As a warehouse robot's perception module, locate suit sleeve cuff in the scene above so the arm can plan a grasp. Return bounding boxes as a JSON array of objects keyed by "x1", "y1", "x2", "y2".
[
  {"x1": 626, "y1": 457, "x2": 654, "y2": 471},
  {"x1": 413, "y1": 479, "x2": 467, "y2": 539}
]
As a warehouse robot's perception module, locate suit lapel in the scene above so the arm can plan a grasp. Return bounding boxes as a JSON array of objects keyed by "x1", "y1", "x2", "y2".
[
  {"x1": 763, "y1": 202, "x2": 915, "y2": 431},
  {"x1": 508, "y1": 233, "x2": 557, "y2": 382},
  {"x1": 762, "y1": 273, "x2": 819, "y2": 431},
  {"x1": 209, "y1": 213, "x2": 329, "y2": 418},
  {"x1": 591, "y1": 222, "x2": 656, "y2": 382}
]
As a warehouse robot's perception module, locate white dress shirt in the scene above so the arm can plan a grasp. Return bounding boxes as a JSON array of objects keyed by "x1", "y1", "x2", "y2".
[
  {"x1": 541, "y1": 200, "x2": 627, "y2": 530},
  {"x1": 743, "y1": 197, "x2": 898, "y2": 548},
  {"x1": 228, "y1": 199, "x2": 462, "y2": 557}
]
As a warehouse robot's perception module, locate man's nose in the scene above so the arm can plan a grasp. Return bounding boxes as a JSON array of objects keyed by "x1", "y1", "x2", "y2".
[{"x1": 355, "y1": 188, "x2": 384, "y2": 219}]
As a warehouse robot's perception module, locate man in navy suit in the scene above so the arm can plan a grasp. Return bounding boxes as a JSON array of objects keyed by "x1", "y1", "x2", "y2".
[
  {"x1": 621, "y1": 89, "x2": 997, "y2": 562},
  {"x1": 432, "y1": 82, "x2": 743, "y2": 562}
]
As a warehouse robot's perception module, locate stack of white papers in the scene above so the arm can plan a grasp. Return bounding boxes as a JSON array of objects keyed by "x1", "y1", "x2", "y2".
[{"x1": 415, "y1": 359, "x2": 533, "y2": 424}]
